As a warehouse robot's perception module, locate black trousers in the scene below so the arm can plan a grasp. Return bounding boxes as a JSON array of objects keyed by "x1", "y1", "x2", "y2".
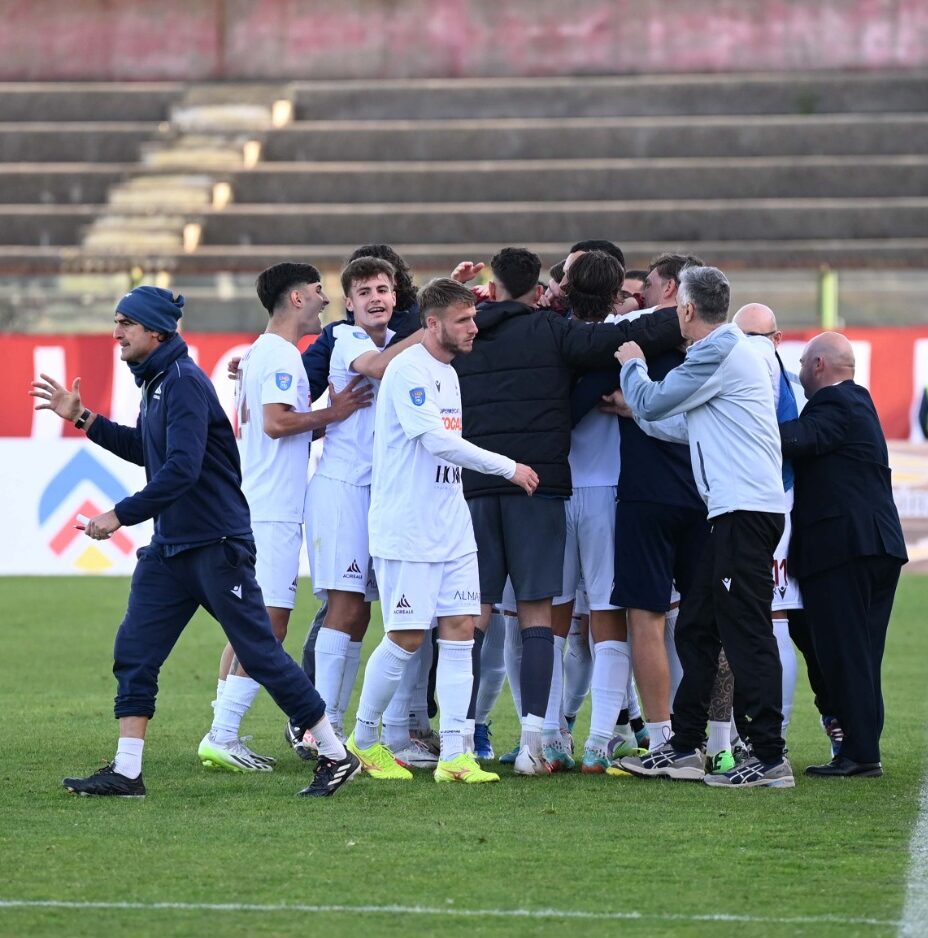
[
  {"x1": 670, "y1": 510, "x2": 785, "y2": 764},
  {"x1": 800, "y1": 555, "x2": 902, "y2": 764}
]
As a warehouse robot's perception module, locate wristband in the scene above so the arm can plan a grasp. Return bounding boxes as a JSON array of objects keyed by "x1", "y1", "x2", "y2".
[{"x1": 74, "y1": 408, "x2": 92, "y2": 430}]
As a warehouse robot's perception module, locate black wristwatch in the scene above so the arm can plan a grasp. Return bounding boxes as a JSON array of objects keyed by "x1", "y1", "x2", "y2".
[{"x1": 74, "y1": 408, "x2": 92, "y2": 430}]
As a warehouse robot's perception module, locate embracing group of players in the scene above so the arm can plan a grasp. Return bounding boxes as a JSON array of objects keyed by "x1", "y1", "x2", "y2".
[{"x1": 194, "y1": 238, "x2": 813, "y2": 791}]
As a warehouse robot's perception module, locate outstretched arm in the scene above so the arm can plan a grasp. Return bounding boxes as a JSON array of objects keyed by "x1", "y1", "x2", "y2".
[{"x1": 30, "y1": 373, "x2": 143, "y2": 464}]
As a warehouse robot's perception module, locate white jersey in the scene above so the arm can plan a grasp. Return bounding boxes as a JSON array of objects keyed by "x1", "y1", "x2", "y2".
[
  {"x1": 369, "y1": 343, "x2": 476, "y2": 562},
  {"x1": 236, "y1": 332, "x2": 311, "y2": 522},
  {"x1": 569, "y1": 406, "x2": 620, "y2": 487},
  {"x1": 569, "y1": 310, "x2": 621, "y2": 487},
  {"x1": 316, "y1": 322, "x2": 394, "y2": 486}
]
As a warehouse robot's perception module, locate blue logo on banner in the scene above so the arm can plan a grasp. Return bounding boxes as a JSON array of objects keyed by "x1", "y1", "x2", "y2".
[
  {"x1": 275, "y1": 372, "x2": 293, "y2": 391},
  {"x1": 409, "y1": 387, "x2": 426, "y2": 406},
  {"x1": 38, "y1": 450, "x2": 130, "y2": 524}
]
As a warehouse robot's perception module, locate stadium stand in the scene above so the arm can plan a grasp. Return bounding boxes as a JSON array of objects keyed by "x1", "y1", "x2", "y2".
[{"x1": 0, "y1": 71, "x2": 925, "y2": 326}]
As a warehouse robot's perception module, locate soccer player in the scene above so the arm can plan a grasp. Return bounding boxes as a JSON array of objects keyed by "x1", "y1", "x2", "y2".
[
  {"x1": 32, "y1": 285, "x2": 360, "y2": 798},
  {"x1": 198, "y1": 263, "x2": 373, "y2": 772},
  {"x1": 305, "y1": 257, "x2": 423, "y2": 745},
  {"x1": 347, "y1": 278, "x2": 539, "y2": 784}
]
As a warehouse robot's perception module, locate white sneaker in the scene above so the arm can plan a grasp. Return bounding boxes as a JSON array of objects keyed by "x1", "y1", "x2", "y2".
[
  {"x1": 393, "y1": 738, "x2": 439, "y2": 768},
  {"x1": 239, "y1": 736, "x2": 276, "y2": 766},
  {"x1": 513, "y1": 745, "x2": 552, "y2": 776},
  {"x1": 410, "y1": 728, "x2": 441, "y2": 756},
  {"x1": 198, "y1": 733, "x2": 273, "y2": 772}
]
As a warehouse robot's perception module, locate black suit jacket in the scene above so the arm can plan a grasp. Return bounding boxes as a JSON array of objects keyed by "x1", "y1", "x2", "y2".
[{"x1": 779, "y1": 380, "x2": 907, "y2": 578}]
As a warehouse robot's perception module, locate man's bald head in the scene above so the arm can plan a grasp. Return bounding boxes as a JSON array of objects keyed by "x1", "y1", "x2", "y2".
[
  {"x1": 799, "y1": 331, "x2": 856, "y2": 396},
  {"x1": 733, "y1": 303, "x2": 780, "y2": 346}
]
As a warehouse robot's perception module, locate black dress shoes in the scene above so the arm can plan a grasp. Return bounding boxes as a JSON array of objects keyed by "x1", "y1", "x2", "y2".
[{"x1": 805, "y1": 756, "x2": 883, "y2": 778}]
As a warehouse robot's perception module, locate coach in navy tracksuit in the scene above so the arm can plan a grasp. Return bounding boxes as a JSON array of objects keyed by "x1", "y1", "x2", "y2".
[{"x1": 31, "y1": 286, "x2": 358, "y2": 798}]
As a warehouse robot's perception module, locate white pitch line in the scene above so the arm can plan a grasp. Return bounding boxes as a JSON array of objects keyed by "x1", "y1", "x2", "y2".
[
  {"x1": 900, "y1": 760, "x2": 928, "y2": 936},
  {"x1": 0, "y1": 899, "x2": 898, "y2": 928}
]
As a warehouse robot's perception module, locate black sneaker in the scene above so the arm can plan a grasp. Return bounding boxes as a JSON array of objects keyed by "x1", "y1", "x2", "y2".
[
  {"x1": 63, "y1": 762, "x2": 146, "y2": 798},
  {"x1": 284, "y1": 721, "x2": 318, "y2": 762},
  {"x1": 298, "y1": 750, "x2": 361, "y2": 797}
]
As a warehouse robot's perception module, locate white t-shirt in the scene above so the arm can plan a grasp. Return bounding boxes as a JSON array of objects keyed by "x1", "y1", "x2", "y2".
[
  {"x1": 236, "y1": 332, "x2": 311, "y2": 522},
  {"x1": 316, "y1": 322, "x2": 394, "y2": 487},
  {"x1": 569, "y1": 310, "x2": 621, "y2": 488},
  {"x1": 569, "y1": 406, "x2": 620, "y2": 488},
  {"x1": 369, "y1": 344, "x2": 477, "y2": 562}
]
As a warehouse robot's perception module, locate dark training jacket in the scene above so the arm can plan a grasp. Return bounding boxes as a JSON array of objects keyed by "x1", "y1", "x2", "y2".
[
  {"x1": 88, "y1": 338, "x2": 252, "y2": 553},
  {"x1": 452, "y1": 301, "x2": 684, "y2": 499}
]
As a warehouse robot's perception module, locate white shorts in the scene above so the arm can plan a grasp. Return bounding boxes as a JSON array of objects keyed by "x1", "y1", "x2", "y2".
[
  {"x1": 553, "y1": 486, "x2": 620, "y2": 610},
  {"x1": 375, "y1": 552, "x2": 481, "y2": 631},
  {"x1": 772, "y1": 488, "x2": 803, "y2": 612},
  {"x1": 252, "y1": 521, "x2": 302, "y2": 609},
  {"x1": 304, "y1": 473, "x2": 378, "y2": 601}
]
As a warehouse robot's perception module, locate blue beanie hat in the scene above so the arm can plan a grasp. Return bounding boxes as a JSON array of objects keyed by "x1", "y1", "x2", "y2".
[{"x1": 116, "y1": 286, "x2": 184, "y2": 334}]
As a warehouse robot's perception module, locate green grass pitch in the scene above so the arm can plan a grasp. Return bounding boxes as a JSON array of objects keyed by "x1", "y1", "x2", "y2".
[{"x1": 1, "y1": 575, "x2": 926, "y2": 937}]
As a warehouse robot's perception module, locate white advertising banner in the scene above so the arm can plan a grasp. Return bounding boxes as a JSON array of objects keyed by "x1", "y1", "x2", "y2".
[
  {"x1": 0, "y1": 439, "x2": 316, "y2": 577},
  {"x1": 0, "y1": 439, "x2": 154, "y2": 575}
]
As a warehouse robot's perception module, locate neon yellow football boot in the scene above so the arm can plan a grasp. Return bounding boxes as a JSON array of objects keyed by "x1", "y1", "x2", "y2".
[
  {"x1": 346, "y1": 732, "x2": 412, "y2": 780},
  {"x1": 434, "y1": 752, "x2": 500, "y2": 784}
]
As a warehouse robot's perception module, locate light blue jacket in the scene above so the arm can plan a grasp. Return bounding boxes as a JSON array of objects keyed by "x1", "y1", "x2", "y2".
[{"x1": 620, "y1": 322, "x2": 784, "y2": 520}]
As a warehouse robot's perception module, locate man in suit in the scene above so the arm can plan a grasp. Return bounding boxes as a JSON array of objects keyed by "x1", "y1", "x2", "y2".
[{"x1": 780, "y1": 332, "x2": 907, "y2": 778}]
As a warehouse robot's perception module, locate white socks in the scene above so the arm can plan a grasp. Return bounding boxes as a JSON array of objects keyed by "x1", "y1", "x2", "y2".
[
  {"x1": 542, "y1": 635, "x2": 566, "y2": 744},
  {"x1": 665, "y1": 607, "x2": 683, "y2": 704},
  {"x1": 563, "y1": 616, "x2": 593, "y2": 717},
  {"x1": 383, "y1": 659, "x2": 417, "y2": 753},
  {"x1": 308, "y1": 714, "x2": 347, "y2": 761},
  {"x1": 114, "y1": 737, "x2": 144, "y2": 779},
  {"x1": 773, "y1": 617, "x2": 797, "y2": 735},
  {"x1": 503, "y1": 614, "x2": 523, "y2": 718},
  {"x1": 646, "y1": 720, "x2": 672, "y2": 751},
  {"x1": 707, "y1": 719, "x2": 732, "y2": 756},
  {"x1": 336, "y1": 640, "x2": 363, "y2": 727},
  {"x1": 315, "y1": 627, "x2": 351, "y2": 724},
  {"x1": 212, "y1": 678, "x2": 226, "y2": 712},
  {"x1": 407, "y1": 637, "x2": 434, "y2": 733},
  {"x1": 586, "y1": 640, "x2": 630, "y2": 749},
  {"x1": 211, "y1": 674, "x2": 261, "y2": 744},
  {"x1": 436, "y1": 638, "x2": 474, "y2": 761},
  {"x1": 354, "y1": 638, "x2": 416, "y2": 749},
  {"x1": 520, "y1": 713, "x2": 543, "y2": 753},
  {"x1": 475, "y1": 613, "x2": 507, "y2": 723}
]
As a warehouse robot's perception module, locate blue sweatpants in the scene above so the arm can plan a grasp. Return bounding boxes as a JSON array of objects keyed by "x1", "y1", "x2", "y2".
[{"x1": 112, "y1": 538, "x2": 326, "y2": 731}]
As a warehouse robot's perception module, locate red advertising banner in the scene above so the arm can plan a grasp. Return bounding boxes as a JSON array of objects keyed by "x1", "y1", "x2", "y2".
[{"x1": 2, "y1": 328, "x2": 927, "y2": 439}]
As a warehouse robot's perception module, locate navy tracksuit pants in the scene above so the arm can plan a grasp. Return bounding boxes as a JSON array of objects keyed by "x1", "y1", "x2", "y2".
[{"x1": 113, "y1": 538, "x2": 325, "y2": 731}]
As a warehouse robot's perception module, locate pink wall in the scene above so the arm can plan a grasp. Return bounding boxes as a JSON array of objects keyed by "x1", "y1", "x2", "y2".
[{"x1": 1, "y1": 0, "x2": 927, "y2": 80}]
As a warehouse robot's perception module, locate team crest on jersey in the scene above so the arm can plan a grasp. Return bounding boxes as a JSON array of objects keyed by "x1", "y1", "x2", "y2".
[
  {"x1": 409, "y1": 387, "x2": 426, "y2": 406},
  {"x1": 353, "y1": 330, "x2": 368, "y2": 339},
  {"x1": 275, "y1": 372, "x2": 293, "y2": 391}
]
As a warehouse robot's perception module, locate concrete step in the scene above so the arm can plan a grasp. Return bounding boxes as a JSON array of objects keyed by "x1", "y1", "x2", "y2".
[
  {"x1": 224, "y1": 156, "x2": 928, "y2": 203},
  {"x1": 0, "y1": 165, "x2": 131, "y2": 203},
  {"x1": 3, "y1": 239, "x2": 927, "y2": 278},
  {"x1": 0, "y1": 82, "x2": 184, "y2": 122},
  {"x1": 4, "y1": 154, "x2": 924, "y2": 207},
  {"x1": 0, "y1": 123, "x2": 162, "y2": 162},
  {"x1": 290, "y1": 72, "x2": 928, "y2": 120},
  {"x1": 262, "y1": 113, "x2": 928, "y2": 162},
  {"x1": 0, "y1": 206, "x2": 97, "y2": 245},
  {"x1": 195, "y1": 198, "x2": 928, "y2": 246}
]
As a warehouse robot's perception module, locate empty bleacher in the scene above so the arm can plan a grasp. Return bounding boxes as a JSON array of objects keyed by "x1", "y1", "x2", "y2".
[{"x1": 0, "y1": 72, "x2": 926, "y2": 326}]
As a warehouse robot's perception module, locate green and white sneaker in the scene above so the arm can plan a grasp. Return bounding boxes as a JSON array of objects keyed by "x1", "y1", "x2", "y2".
[
  {"x1": 707, "y1": 750, "x2": 736, "y2": 774},
  {"x1": 198, "y1": 733, "x2": 273, "y2": 772}
]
